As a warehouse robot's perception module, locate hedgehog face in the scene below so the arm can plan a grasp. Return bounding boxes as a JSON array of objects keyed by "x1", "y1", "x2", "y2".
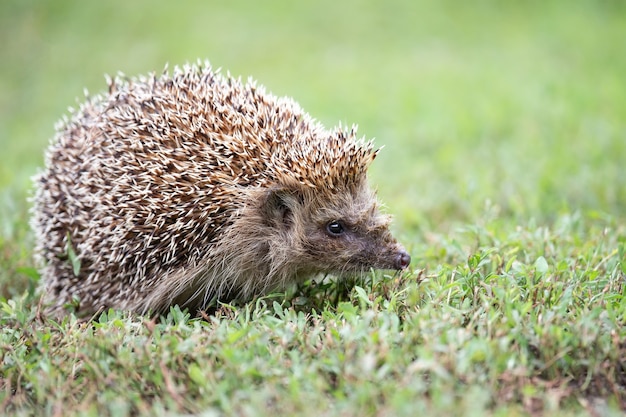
[{"x1": 261, "y1": 183, "x2": 410, "y2": 275}]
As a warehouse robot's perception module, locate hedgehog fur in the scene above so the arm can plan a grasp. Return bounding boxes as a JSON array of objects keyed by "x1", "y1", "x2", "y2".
[{"x1": 32, "y1": 61, "x2": 410, "y2": 317}]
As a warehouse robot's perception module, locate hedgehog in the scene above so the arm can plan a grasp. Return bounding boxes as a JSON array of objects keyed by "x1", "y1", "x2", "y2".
[{"x1": 31, "y1": 61, "x2": 411, "y2": 317}]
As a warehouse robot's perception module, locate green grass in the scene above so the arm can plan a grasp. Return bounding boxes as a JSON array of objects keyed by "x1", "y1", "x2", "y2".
[{"x1": 1, "y1": 0, "x2": 625, "y2": 415}]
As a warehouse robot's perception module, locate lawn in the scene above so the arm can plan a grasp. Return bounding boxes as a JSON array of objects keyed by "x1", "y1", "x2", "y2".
[{"x1": 1, "y1": 1, "x2": 625, "y2": 415}]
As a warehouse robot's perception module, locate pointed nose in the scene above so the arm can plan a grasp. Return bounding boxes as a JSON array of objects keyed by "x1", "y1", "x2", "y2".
[{"x1": 394, "y1": 250, "x2": 411, "y2": 270}]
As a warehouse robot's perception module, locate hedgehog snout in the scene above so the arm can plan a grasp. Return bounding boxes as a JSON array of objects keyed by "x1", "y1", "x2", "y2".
[{"x1": 394, "y1": 250, "x2": 411, "y2": 270}]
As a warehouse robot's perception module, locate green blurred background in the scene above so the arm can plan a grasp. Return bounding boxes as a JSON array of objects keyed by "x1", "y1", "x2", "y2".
[{"x1": 1, "y1": 0, "x2": 625, "y2": 295}]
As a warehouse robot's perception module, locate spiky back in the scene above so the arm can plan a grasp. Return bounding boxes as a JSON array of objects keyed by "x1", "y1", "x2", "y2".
[
  {"x1": 106, "y1": 62, "x2": 377, "y2": 188},
  {"x1": 33, "y1": 61, "x2": 379, "y2": 313}
]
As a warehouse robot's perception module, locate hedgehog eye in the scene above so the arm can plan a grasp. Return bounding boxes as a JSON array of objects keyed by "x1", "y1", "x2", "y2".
[{"x1": 326, "y1": 221, "x2": 345, "y2": 237}]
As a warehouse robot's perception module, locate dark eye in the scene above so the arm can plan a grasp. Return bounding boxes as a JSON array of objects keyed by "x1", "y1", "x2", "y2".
[{"x1": 326, "y1": 221, "x2": 345, "y2": 236}]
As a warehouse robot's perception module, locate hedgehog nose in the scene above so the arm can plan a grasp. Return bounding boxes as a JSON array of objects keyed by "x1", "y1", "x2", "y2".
[{"x1": 395, "y1": 250, "x2": 411, "y2": 270}]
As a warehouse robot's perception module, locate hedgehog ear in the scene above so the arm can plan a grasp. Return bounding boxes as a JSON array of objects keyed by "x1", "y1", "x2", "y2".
[{"x1": 261, "y1": 188, "x2": 297, "y2": 230}]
